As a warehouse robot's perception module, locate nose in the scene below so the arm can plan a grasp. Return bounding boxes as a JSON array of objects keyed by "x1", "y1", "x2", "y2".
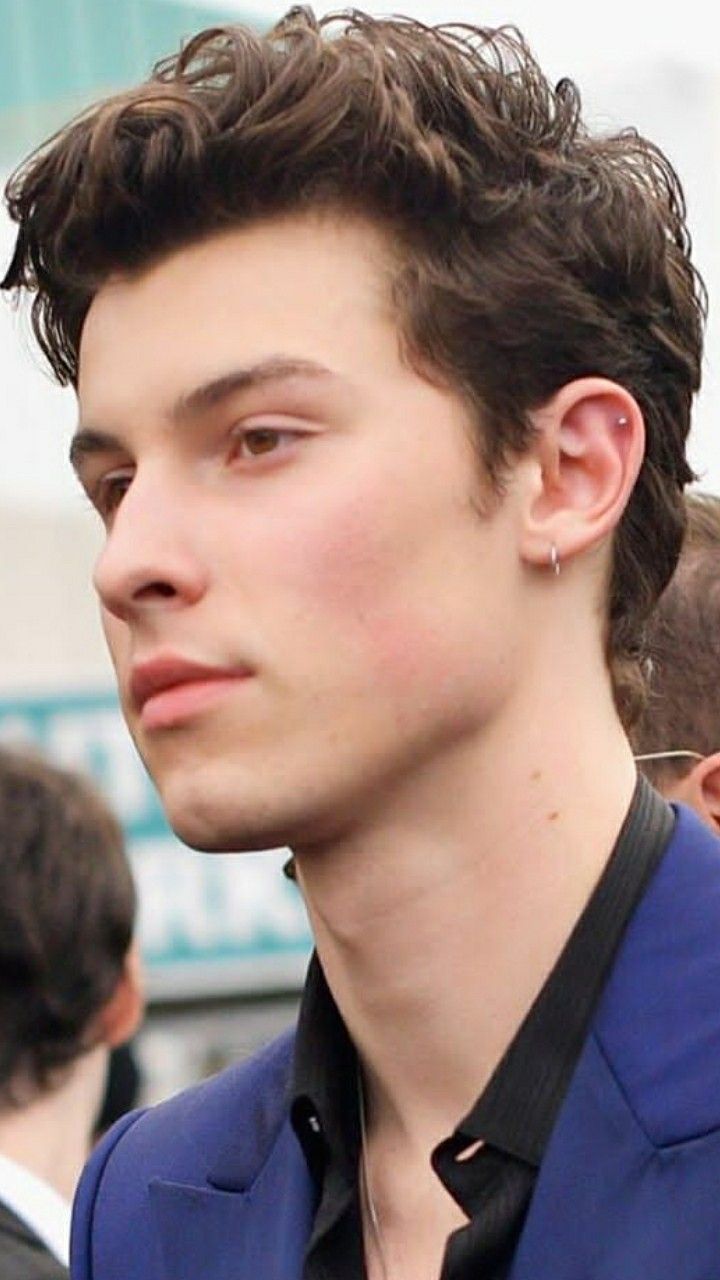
[{"x1": 93, "y1": 468, "x2": 208, "y2": 623}]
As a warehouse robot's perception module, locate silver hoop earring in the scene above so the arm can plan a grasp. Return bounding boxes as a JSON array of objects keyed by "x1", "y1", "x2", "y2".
[{"x1": 550, "y1": 543, "x2": 561, "y2": 576}]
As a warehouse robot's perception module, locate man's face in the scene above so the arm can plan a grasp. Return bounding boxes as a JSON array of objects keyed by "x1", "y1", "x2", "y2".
[{"x1": 76, "y1": 213, "x2": 528, "y2": 852}]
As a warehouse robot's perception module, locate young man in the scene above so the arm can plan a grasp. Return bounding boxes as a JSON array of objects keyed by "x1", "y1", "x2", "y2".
[
  {"x1": 634, "y1": 491, "x2": 720, "y2": 833},
  {"x1": 0, "y1": 749, "x2": 142, "y2": 1280},
  {"x1": 2, "y1": 10, "x2": 715, "y2": 1279}
]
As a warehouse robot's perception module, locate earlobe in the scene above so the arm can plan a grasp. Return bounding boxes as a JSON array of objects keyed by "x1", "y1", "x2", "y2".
[{"x1": 519, "y1": 377, "x2": 645, "y2": 571}]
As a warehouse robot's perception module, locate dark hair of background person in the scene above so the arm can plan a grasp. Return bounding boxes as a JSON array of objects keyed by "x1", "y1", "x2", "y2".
[
  {"x1": 633, "y1": 491, "x2": 720, "y2": 788},
  {"x1": 0, "y1": 748, "x2": 136, "y2": 1109},
  {"x1": 1, "y1": 7, "x2": 707, "y2": 728}
]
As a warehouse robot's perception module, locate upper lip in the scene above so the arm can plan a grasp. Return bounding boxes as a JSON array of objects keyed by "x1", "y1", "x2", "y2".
[{"x1": 130, "y1": 655, "x2": 251, "y2": 711}]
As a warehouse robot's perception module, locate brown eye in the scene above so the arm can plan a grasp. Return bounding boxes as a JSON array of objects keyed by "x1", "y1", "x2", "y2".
[
  {"x1": 232, "y1": 425, "x2": 304, "y2": 462},
  {"x1": 240, "y1": 428, "x2": 283, "y2": 456}
]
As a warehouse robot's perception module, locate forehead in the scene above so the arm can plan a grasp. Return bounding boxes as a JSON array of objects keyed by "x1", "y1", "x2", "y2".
[{"x1": 77, "y1": 212, "x2": 401, "y2": 422}]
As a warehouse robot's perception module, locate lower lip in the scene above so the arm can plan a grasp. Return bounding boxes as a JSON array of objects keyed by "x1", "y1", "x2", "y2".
[{"x1": 139, "y1": 675, "x2": 251, "y2": 730}]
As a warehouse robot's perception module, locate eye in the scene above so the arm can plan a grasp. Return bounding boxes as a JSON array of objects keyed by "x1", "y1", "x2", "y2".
[
  {"x1": 230, "y1": 426, "x2": 301, "y2": 461},
  {"x1": 92, "y1": 470, "x2": 133, "y2": 519}
]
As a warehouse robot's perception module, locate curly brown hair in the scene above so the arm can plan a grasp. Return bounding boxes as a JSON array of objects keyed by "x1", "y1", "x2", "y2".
[
  {"x1": 1, "y1": 7, "x2": 706, "y2": 727},
  {"x1": 0, "y1": 749, "x2": 136, "y2": 1108}
]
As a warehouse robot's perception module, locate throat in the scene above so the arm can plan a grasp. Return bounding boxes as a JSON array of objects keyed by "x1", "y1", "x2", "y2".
[{"x1": 359, "y1": 1131, "x2": 468, "y2": 1280}]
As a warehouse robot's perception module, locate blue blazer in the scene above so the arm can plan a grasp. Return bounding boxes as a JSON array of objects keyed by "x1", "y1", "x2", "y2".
[{"x1": 71, "y1": 805, "x2": 720, "y2": 1280}]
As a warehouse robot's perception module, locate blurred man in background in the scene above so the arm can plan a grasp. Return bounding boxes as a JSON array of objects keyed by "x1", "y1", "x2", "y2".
[
  {"x1": 2, "y1": 8, "x2": 715, "y2": 1280},
  {"x1": 634, "y1": 491, "x2": 720, "y2": 833},
  {"x1": 0, "y1": 750, "x2": 142, "y2": 1279}
]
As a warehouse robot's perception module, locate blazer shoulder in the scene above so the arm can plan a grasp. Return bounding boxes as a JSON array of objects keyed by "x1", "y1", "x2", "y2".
[
  {"x1": 71, "y1": 1026, "x2": 297, "y2": 1280},
  {"x1": 593, "y1": 804, "x2": 720, "y2": 1146}
]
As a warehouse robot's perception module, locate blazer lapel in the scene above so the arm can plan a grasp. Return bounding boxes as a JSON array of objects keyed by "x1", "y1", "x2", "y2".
[
  {"x1": 150, "y1": 1121, "x2": 316, "y2": 1280},
  {"x1": 509, "y1": 1032, "x2": 659, "y2": 1280}
]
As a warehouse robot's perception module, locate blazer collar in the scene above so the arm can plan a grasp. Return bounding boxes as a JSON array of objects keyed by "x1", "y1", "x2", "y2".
[
  {"x1": 589, "y1": 802, "x2": 720, "y2": 1144},
  {"x1": 510, "y1": 803, "x2": 720, "y2": 1278},
  {"x1": 187, "y1": 1026, "x2": 296, "y2": 1192}
]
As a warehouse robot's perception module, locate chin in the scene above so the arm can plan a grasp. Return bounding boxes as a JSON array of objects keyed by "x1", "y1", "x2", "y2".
[
  {"x1": 136, "y1": 745, "x2": 278, "y2": 851},
  {"x1": 164, "y1": 804, "x2": 284, "y2": 854},
  {"x1": 157, "y1": 779, "x2": 297, "y2": 854},
  {"x1": 147, "y1": 747, "x2": 345, "y2": 852}
]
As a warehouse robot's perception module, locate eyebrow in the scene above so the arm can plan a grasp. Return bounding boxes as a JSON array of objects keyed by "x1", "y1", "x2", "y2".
[
  {"x1": 174, "y1": 356, "x2": 338, "y2": 419},
  {"x1": 69, "y1": 355, "x2": 339, "y2": 475}
]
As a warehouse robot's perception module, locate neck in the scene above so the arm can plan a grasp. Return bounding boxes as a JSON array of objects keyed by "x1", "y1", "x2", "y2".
[
  {"x1": 294, "y1": 652, "x2": 637, "y2": 1154},
  {"x1": 0, "y1": 1047, "x2": 108, "y2": 1202}
]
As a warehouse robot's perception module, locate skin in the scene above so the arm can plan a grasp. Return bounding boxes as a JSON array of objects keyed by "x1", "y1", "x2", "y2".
[
  {"x1": 76, "y1": 210, "x2": 646, "y2": 1280},
  {"x1": 661, "y1": 753, "x2": 720, "y2": 834}
]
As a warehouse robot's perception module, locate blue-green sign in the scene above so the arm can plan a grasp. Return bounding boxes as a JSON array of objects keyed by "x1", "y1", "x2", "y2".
[
  {"x1": 0, "y1": 690, "x2": 311, "y2": 998},
  {"x1": 0, "y1": 0, "x2": 265, "y2": 162},
  {"x1": 0, "y1": 0, "x2": 255, "y2": 112}
]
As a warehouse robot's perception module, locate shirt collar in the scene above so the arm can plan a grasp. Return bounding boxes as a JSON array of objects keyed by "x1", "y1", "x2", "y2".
[
  {"x1": 0, "y1": 1151, "x2": 71, "y2": 1266},
  {"x1": 291, "y1": 952, "x2": 360, "y2": 1250}
]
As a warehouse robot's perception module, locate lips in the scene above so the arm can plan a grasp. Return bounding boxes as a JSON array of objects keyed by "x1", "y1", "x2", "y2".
[{"x1": 130, "y1": 655, "x2": 253, "y2": 729}]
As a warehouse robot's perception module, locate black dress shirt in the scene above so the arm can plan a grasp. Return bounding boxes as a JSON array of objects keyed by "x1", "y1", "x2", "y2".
[{"x1": 291, "y1": 777, "x2": 674, "y2": 1280}]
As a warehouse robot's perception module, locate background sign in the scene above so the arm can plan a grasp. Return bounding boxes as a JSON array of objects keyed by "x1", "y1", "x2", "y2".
[{"x1": 0, "y1": 690, "x2": 312, "y2": 999}]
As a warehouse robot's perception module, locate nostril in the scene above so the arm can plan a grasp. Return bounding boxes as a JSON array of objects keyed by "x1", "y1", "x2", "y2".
[{"x1": 133, "y1": 581, "x2": 177, "y2": 601}]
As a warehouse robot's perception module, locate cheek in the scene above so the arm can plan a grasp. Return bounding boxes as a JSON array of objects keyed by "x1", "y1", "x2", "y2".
[
  {"x1": 364, "y1": 610, "x2": 489, "y2": 721},
  {"x1": 262, "y1": 497, "x2": 470, "y2": 696},
  {"x1": 101, "y1": 610, "x2": 132, "y2": 681},
  {"x1": 267, "y1": 494, "x2": 411, "y2": 627}
]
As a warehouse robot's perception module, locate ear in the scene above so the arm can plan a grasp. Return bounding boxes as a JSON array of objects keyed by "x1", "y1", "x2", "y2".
[
  {"x1": 96, "y1": 941, "x2": 145, "y2": 1050},
  {"x1": 519, "y1": 377, "x2": 645, "y2": 571},
  {"x1": 665, "y1": 753, "x2": 720, "y2": 836}
]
